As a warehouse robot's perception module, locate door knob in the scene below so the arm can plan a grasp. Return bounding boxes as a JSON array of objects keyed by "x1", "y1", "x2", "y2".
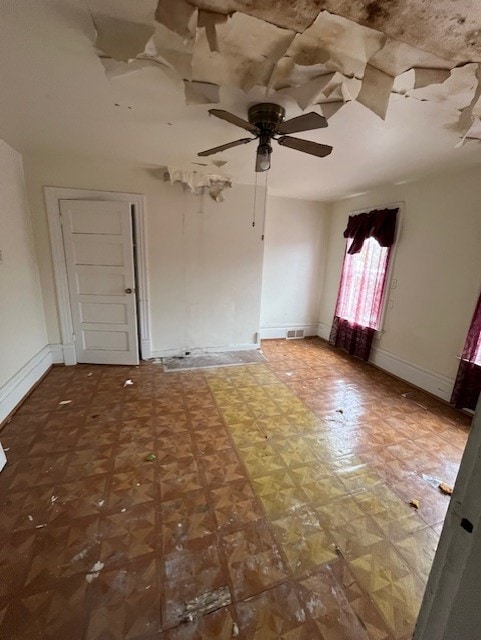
[{"x1": 125, "y1": 288, "x2": 133, "y2": 294}]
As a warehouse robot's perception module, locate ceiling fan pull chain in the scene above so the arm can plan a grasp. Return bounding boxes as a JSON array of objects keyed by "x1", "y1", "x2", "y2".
[
  {"x1": 261, "y1": 170, "x2": 269, "y2": 242},
  {"x1": 252, "y1": 171, "x2": 258, "y2": 228}
]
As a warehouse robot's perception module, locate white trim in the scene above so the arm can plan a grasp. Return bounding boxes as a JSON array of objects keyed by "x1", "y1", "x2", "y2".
[
  {"x1": 49, "y1": 343, "x2": 64, "y2": 364},
  {"x1": 370, "y1": 346, "x2": 455, "y2": 402},
  {"x1": 0, "y1": 344, "x2": 60, "y2": 424},
  {"x1": 318, "y1": 322, "x2": 455, "y2": 401},
  {"x1": 150, "y1": 342, "x2": 260, "y2": 359},
  {"x1": 260, "y1": 324, "x2": 320, "y2": 340},
  {"x1": 44, "y1": 187, "x2": 152, "y2": 363},
  {"x1": 0, "y1": 443, "x2": 6, "y2": 473},
  {"x1": 317, "y1": 322, "x2": 331, "y2": 341}
]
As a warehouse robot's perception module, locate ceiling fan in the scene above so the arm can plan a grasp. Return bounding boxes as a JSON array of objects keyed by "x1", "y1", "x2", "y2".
[
  {"x1": 198, "y1": 103, "x2": 333, "y2": 172},
  {"x1": 197, "y1": 102, "x2": 332, "y2": 172}
]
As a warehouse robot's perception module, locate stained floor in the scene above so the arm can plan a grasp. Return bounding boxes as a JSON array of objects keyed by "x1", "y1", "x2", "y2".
[{"x1": 0, "y1": 338, "x2": 471, "y2": 639}]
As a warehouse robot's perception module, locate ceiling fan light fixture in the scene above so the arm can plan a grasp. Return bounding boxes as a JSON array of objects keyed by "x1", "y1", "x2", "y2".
[{"x1": 256, "y1": 142, "x2": 272, "y2": 172}]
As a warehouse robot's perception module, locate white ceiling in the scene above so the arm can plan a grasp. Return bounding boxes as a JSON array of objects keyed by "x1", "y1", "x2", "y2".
[{"x1": 0, "y1": 0, "x2": 480, "y2": 201}]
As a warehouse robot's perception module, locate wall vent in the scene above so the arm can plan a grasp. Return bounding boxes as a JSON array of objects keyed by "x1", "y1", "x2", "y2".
[{"x1": 286, "y1": 329, "x2": 305, "y2": 339}]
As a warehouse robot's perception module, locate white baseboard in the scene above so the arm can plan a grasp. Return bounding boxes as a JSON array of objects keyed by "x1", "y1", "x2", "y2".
[
  {"x1": 318, "y1": 323, "x2": 454, "y2": 402},
  {"x1": 317, "y1": 322, "x2": 331, "y2": 341},
  {"x1": 50, "y1": 343, "x2": 64, "y2": 364},
  {"x1": 260, "y1": 324, "x2": 320, "y2": 340},
  {"x1": 370, "y1": 346, "x2": 455, "y2": 402},
  {"x1": 140, "y1": 339, "x2": 152, "y2": 361},
  {"x1": 150, "y1": 342, "x2": 260, "y2": 359},
  {"x1": 62, "y1": 342, "x2": 76, "y2": 366},
  {"x1": 0, "y1": 344, "x2": 62, "y2": 424}
]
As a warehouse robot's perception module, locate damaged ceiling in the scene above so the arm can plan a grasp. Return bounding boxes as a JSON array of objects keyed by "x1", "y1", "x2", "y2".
[{"x1": 0, "y1": 0, "x2": 480, "y2": 200}]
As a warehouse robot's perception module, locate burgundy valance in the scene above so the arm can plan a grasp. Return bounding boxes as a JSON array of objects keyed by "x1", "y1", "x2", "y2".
[{"x1": 344, "y1": 207, "x2": 399, "y2": 254}]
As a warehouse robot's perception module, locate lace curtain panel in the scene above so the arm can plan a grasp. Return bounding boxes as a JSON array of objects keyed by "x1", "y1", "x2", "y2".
[{"x1": 329, "y1": 208, "x2": 398, "y2": 361}]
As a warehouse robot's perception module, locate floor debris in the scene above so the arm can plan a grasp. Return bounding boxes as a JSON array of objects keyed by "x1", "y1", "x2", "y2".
[
  {"x1": 180, "y1": 586, "x2": 232, "y2": 622},
  {"x1": 35, "y1": 524, "x2": 47, "y2": 529},
  {"x1": 123, "y1": 379, "x2": 134, "y2": 386},
  {"x1": 401, "y1": 392, "x2": 428, "y2": 410},
  {"x1": 439, "y1": 482, "x2": 453, "y2": 495},
  {"x1": 232, "y1": 622, "x2": 239, "y2": 636},
  {"x1": 86, "y1": 561, "x2": 105, "y2": 583},
  {"x1": 422, "y1": 474, "x2": 442, "y2": 489},
  {"x1": 145, "y1": 453, "x2": 156, "y2": 462},
  {"x1": 422, "y1": 474, "x2": 454, "y2": 495},
  {"x1": 409, "y1": 499, "x2": 420, "y2": 509},
  {"x1": 58, "y1": 400, "x2": 72, "y2": 405}
]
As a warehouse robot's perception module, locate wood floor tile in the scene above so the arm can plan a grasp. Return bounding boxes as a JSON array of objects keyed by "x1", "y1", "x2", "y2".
[{"x1": 0, "y1": 338, "x2": 471, "y2": 639}]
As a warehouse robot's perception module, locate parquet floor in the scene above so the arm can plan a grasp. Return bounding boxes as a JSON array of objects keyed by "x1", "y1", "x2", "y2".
[{"x1": 0, "y1": 338, "x2": 471, "y2": 639}]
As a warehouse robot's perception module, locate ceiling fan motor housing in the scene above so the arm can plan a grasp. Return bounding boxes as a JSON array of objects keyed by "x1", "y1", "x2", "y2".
[{"x1": 248, "y1": 103, "x2": 286, "y2": 135}]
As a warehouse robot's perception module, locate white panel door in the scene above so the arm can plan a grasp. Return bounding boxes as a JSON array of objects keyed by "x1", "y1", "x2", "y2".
[{"x1": 60, "y1": 199, "x2": 139, "y2": 365}]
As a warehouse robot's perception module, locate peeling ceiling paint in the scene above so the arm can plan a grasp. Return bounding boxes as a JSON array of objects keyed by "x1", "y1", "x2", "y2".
[
  {"x1": 188, "y1": 0, "x2": 481, "y2": 62},
  {"x1": 1, "y1": 0, "x2": 481, "y2": 200},
  {"x1": 93, "y1": 0, "x2": 481, "y2": 141}
]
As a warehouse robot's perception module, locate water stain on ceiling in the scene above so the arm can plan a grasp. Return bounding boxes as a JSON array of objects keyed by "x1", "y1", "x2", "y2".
[{"x1": 91, "y1": 0, "x2": 481, "y2": 149}]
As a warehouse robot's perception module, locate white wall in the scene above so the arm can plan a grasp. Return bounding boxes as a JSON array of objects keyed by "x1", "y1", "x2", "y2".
[
  {"x1": 23, "y1": 151, "x2": 265, "y2": 356},
  {"x1": 319, "y1": 167, "x2": 481, "y2": 400},
  {"x1": 0, "y1": 139, "x2": 49, "y2": 421},
  {"x1": 260, "y1": 195, "x2": 330, "y2": 339}
]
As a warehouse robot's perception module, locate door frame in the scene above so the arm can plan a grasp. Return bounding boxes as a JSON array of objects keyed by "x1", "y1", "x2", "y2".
[{"x1": 45, "y1": 186, "x2": 151, "y2": 365}]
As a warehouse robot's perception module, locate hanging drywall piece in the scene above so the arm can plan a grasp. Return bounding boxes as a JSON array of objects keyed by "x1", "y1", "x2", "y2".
[
  {"x1": 368, "y1": 38, "x2": 454, "y2": 78},
  {"x1": 145, "y1": 23, "x2": 194, "y2": 79},
  {"x1": 191, "y1": 12, "x2": 295, "y2": 92},
  {"x1": 211, "y1": 159, "x2": 228, "y2": 167},
  {"x1": 154, "y1": 0, "x2": 197, "y2": 41},
  {"x1": 93, "y1": 15, "x2": 155, "y2": 62},
  {"x1": 268, "y1": 58, "x2": 332, "y2": 91},
  {"x1": 197, "y1": 10, "x2": 229, "y2": 52},
  {"x1": 284, "y1": 11, "x2": 386, "y2": 77},
  {"x1": 184, "y1": 80, "x2": 220, "y2": 104},
  {"x1": 166, "y1": 166, "x2": 232, "y2": 202},
  {"x1": 283, "y1": 73, "x2": 336, "y2": 110},
  {"x1": 455, "y1": 117, "x2": 481, "y2": 147},
  {"x1": 100, "y1": 56, "x2": 171, "y2": 80},
  {"x1": 457, "y1": 64, "x2": 481, "y2": 135},
  {"x1": 408, "y1": 63, "x2": 479, "y2": 111},
  {"x1": 318, "y1": 100, "x2": 344, "y2": 119},
  {"x1": 413, "y1": 68, "x2": 451, "y2": 89},
  {"x1": 357, "y1": 64, "x2": 394, "y2": 119}
]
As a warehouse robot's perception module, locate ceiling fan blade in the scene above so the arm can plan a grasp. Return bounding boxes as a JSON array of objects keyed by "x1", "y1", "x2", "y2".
[
  {"x1": 277, "y1": 136, "x2": 333, "y2": 158},
  {"x1": 198, "y1": 137, "x2": 254, "y2": 157},
  {"x1": 276, "y1": 112, "x2": 328, "y2": 134},
  {"x1": 209, "y1": 109, "x2": 260, "y2": 134}
]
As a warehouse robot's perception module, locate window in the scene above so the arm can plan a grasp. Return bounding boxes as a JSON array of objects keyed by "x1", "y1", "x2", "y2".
[{"x1": 335, "y1": 236, "x2": 390, "y2": 330}]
